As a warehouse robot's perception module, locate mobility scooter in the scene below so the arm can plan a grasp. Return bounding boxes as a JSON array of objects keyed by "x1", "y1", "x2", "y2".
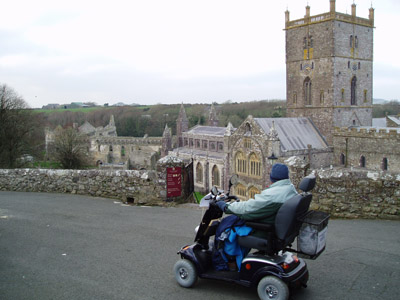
[{"x1": 173, "y1": 174, "x2": 329, "y2": 300}]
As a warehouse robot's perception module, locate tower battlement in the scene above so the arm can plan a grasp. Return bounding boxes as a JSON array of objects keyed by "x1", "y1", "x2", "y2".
[
  {"x1": 285, "y1": 0, "x2": 374, "y2": 30},
  {"x1": 334, "y1": 127, "x2": 400, "y2": 139}
]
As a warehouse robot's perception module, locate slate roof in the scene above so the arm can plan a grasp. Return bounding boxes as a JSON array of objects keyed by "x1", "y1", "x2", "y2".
[
  {"x1": 171, "y1": 147, "x2": 225, "y2": 160},
  {"x1": 186, "y1": 125, "x2": 228, "y2": 136},
  {"x1": 372, "y1": 118, "x2": 387, "y2": 127},
  {"x1": 254, "y1": 118, "x2": 328, "y2": 151},
  {"x1": 387, "y1": 116, "x2": 400, "y2": 126}
]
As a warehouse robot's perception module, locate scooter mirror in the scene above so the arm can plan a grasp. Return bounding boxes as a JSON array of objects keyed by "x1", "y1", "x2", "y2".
[
  {"x1": 229, "y1": 174, "x2": 239, "y2": 186},
  {"x1": 211, "y1": 186, "x2": 218, "y2": 196}
]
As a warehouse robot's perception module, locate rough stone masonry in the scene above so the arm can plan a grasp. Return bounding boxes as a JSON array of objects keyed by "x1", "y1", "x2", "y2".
[{"x1": 0, "y1": 166, "x2": 399, "y2": 220}]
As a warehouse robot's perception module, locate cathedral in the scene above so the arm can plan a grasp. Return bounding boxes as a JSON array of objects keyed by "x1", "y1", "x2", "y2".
[
  {"x1": 45, "y1": 1, "x2": 399, "y2": 198},
  {"x1": 166, "y1": 0, "x2": 400, "y2": 196}
]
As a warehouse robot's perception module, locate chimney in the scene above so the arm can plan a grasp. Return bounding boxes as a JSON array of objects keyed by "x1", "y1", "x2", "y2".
[
  {"x1": 369, "y1": 6, "x2": 375, "y2": 26},
  {"x1": 330, "y1": 0, "x2": 336, "y2": 14},
  {"x1": 305, "y1": 5, "x2": 310, "y2": 18},
  {"x1": 351, "y1": 3, "x2": 356, "y2": 17},
  {"x1": 285, "y1": 9, "x2": 290, "y2": 24}
]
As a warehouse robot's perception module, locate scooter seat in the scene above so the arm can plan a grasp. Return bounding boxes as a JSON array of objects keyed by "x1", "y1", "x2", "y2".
[
  {"x1": 237, "y1": 235, "x2": 270, "y2": 252},
  {"x1": 244, "y1": 221, "x2": 274, "y2": 232}
]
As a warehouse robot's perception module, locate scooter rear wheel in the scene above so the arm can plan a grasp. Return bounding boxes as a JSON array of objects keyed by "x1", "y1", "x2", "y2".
[
  {"x1": 173, "y1": 259, "x2": 198, "y2": 288},
  {"x1": 257, "y1": 276, "x2": 289, "y2": 300}
]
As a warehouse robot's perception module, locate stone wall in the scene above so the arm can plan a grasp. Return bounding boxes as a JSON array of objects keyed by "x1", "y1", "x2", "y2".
[
  {"x1": 287, "y1": 159, "x2": 400, "y2": 220},
  {"x1": 0, "y1": 169, "x2": 167, "y2": 205},
  {"x1": 1, "y1": 163, "x2": 399, "y2": 220},
  {"x1": 333, "y1": 127, "x2": 400, "y2": 172}
]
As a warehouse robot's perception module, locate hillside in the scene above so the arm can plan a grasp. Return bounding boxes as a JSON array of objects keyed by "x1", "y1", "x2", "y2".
[
  {"x1": 34, "y1": 99, "x2": 400, "y2": 137},
  {"x1": 35, "y1": 100, "x2": 286, "y2": 137}
]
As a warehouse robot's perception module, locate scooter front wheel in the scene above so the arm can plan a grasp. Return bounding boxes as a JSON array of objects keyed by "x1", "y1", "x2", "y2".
[
  {"x1": 257, "y1": 276, "x2": 289, "y2": 300},
  {"x1": 173, "y1": 259, "x2": 198, "y2": 288}
]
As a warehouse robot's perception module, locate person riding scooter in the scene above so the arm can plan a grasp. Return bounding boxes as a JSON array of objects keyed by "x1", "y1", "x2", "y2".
[
  {"x1": 214, "y1": 163, "x2": 298, "y2": 269},
  {"x1": 216, "y1": 163, "x2": 298, "y2": 237}
]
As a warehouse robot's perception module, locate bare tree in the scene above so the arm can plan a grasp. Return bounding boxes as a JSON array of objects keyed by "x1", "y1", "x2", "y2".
[
  {"x1": 49, "y1": 127, "x2": 91, "y2": 169},
  {"x1": 0, "y1": 84, "x2": 42, "y2": 168}
]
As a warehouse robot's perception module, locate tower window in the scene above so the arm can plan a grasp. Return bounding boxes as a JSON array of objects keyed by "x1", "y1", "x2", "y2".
[
  {"x1": 304, "y1": 77, "x2": 312, "y2": 106},
  {"x1": 212, "y1": 165, "x2": 220, "y2": 187},
  {"x1": 303, "y1": 37, "x2": 307, "y2": 49},
  {"x1": 351, "y1": 76, "x2": 357, "y2": 105},
  {"x1": 293, "y1": 92, "x2": 297, "y2": 104},
  {"x1": 358, "y1": 62, "x2": 361, "y2": 69},
  {"x1": 300, "y1": 63, "x2": 302, "y2": 70},
  {"x1": 340, "y1": 153, "x2": 346, "y2": 165},
  {"x1": 320, "y1": 90, "x2": 324, "y2": 104},
  {"x1": 355, "y1": 36, "x2": 358, "y2": 48},
  {"x1": 348, "y1": 61, "x2": 350, "y2": 68},
  {"x1": 196, "y1": 163, "x2": 203, "y2": 183},
  {"x1": 350, "y1": 35, "x2": 353, "y2": 48},
  {"x1": 341, "y1": 89, "x2": 345, "y2": 102},
  {"x1": 364, "y1": 90, "x2": 368, "y2": 103},
  {"x1": 360, "y1": 156, "x2": 366, "y2": 168},
  {"x1": 382, "y1": 158, "x2": 388, "y2": 171}
]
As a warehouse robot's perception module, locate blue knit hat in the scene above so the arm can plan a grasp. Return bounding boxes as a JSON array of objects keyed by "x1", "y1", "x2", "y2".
[{"x1": 270, "y1": 163, "x2": 289, "y2": 182}]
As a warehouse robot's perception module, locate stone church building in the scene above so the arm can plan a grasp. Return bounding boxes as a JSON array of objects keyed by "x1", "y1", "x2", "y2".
[
  {"x1": 166, "y1": 0, "x2": 400, "y2": 196},
  {"x1": 45, "y1": 1, "x2": 399, "y2": 198}
]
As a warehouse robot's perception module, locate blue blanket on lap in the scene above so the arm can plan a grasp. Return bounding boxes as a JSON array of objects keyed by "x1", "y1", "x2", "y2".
[{"x1": 213, "y1": 215, "x2": 252, "y2": 271}]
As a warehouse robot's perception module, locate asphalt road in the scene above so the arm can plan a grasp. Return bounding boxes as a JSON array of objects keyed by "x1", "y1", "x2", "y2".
[{"x1": 1, "y1": 191, "x2": 399, "y2": 300}]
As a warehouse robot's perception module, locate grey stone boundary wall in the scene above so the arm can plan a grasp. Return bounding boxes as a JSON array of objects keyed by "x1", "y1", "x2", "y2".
[
  {"x1": 310, "y1": 168, "x2": 400, "y2": 220},
  {"x1": 0, "y1": 165, "x2": 399, "y2": 220},
  {"x1": 0, "y1": 169, "x2": 167, "y2": 206}
]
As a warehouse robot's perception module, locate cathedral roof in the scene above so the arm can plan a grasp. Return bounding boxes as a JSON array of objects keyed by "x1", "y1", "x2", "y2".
[
  {"x1": 186, "y1": 125, "x2": 229, "y2": 137},
  {"x1": 254, "y1": 118, "x2": 328, "y2": 151},
  {"x1": 78, "y1": 121, "x2": 96, "y2": 134}
]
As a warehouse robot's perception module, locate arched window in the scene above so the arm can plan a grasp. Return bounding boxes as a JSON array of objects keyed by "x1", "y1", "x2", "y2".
[
  {"x1": 340, "y1": 153, "x2": 346, "y2": 165},
  {"x1": 360, "y1": 155, "x2": 366, "y2": 168},
  {"x1": 249, "y1": 153, "x2": 262, "y2": 178},
  {"x1": 235, "y1": 184, "x2": 247, "y2": 199},
  {"x1": 350, "y1": 35, "x2": 353, "y2": 48},
  {"x1": 235, "y1": 151, "x2": 247, "y2": 175},
  {"x1": 212, "y1": 165, "x2": 220, "y2": 187},
  {"x1": 351, "y1": 76, "x2": 357, "y2": 105},
  {"x1": 196, "y1": 163, "x2": 203, "y2": 183},
  {"x1": 341, "y1": 89, "x2": 345, "y2": 102},
  {"x1": 382, "y1": 158, "x2": 388, "y2": 171},
  {"x1": 245, "y1": 123, "x2": 252, "y2": 135},
  {"x1": 121, "y1": 146, "x2": 125, "y2": 157},
  {"x1": 248, "y1": 186, "x2": 260, "y2": 199},
  {"x1": 304, "y1": 77, "x2": 312, "y2": 106}
]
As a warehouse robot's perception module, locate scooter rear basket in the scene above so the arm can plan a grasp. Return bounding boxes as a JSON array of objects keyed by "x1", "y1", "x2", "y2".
[{"x1": 297, "y1": 210, "x2": 329, "y2": 259}]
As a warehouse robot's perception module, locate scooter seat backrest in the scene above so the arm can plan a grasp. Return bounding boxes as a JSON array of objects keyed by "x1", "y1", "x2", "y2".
[
  {"x1": 299, "y1": 174, "x2": 316, "y2": 192},
  {"x1": 274, "y1": 193, "x2": 312, "y2": 244}
]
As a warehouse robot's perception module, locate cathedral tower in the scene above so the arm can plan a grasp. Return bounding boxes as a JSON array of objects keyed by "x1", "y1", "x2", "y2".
[
  {"x1": 285, "y1": 0, "x2": 374, "y2": 144},
  {"x1": 176, "y1": 103, "x2": 189, "y2": 147},
  {"x1": 207, "y1": 103, "x2": 219, "y2": 127}
]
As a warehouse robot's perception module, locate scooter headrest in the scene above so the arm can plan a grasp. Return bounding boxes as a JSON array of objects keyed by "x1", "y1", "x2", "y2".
[{"x1": 298, "y1": 175, "x2": 316, "y2": 192}]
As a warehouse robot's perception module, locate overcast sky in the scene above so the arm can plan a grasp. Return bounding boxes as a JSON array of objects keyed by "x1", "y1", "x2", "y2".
[{"x1": 1, "y1": 0, "x2": 399, "y2": 108}]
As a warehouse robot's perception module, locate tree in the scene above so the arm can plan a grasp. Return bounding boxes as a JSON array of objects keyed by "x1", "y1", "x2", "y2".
[
  {"x1": 0, "y1": 84, "x2": 42, "y2": 168},
  {"x1": 49, "y1": 127, "x2": 91, "y2": 169}
]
